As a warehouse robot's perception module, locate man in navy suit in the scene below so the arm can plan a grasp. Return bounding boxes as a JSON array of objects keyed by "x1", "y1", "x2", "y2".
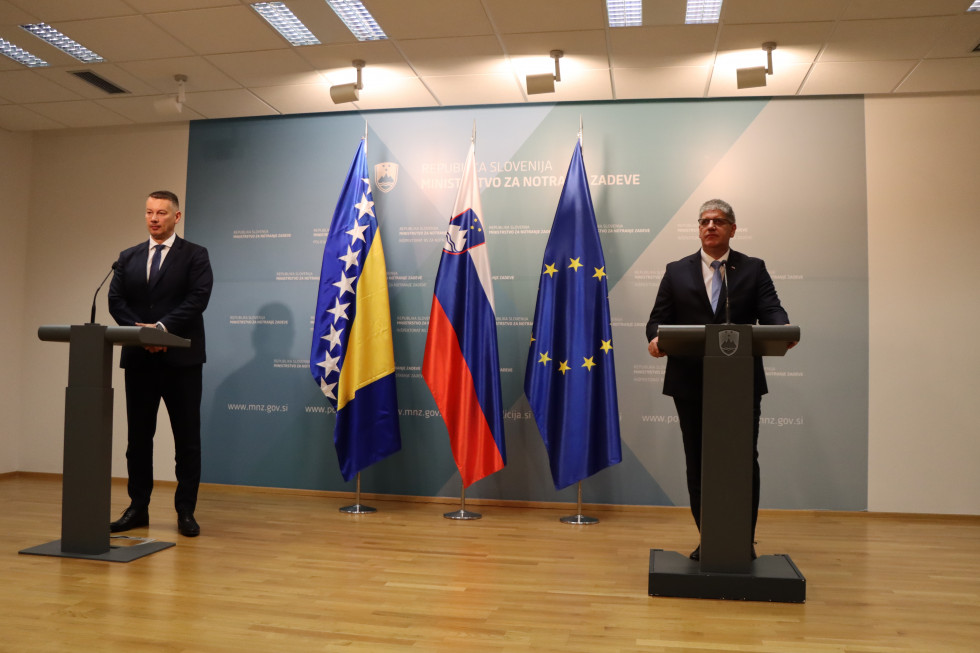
[
  {"x1": 646, "y1": 199, "x2": 794, "y2": 560},
  {"x1": 108, "y1": 190, "x2": 213, "y2": 537}
]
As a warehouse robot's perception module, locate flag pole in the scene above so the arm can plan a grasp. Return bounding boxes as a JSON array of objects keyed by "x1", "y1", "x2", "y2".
[
  {"x1": 560, "y1": 481, "x2": 598, "y2": 524},
  {"x1": 340, "y1": 472, "x2": 377, "y2": 514},
  {"x1": 443, "y1": 478, "x2": 481, "y2": 520}
]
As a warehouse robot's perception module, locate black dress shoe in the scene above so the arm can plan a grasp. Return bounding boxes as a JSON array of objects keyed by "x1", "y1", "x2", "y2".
[
  {"x1": 689, "y1": 545, "x2": 700, "y2": 561},
  {"x1": 110, "y1": 507, "x2": 149, "y2": 533},
  {"x1": 177, "y1": 513, "x2": 200, "y2": 537}
]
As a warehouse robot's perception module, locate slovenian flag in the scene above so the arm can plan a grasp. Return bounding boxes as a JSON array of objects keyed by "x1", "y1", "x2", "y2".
[
  {"x1": 524, "y1": 138, "x2": 622, "y2": 490},
  {"x1": 422, "y1": 141, "x2": 506, "y2": 487},
  {"x1": 311, "y1": 138, "x2": 401, "y2": 482}
]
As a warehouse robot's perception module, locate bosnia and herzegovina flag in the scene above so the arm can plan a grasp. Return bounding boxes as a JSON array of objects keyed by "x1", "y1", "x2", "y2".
[
  {"x1": 524, "y1": 138, "x2": 622, "y2": 490},
  {"x1": 311, "y1": 138, "x2": 401, "y2": 482},
  {"x1": 422, "y1": 141, "x2": 506, "y2": 487}
]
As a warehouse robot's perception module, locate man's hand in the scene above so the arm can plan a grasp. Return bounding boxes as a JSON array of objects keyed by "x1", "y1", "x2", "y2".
[
  {"x1": 648, "y1": 337, "x2": 665, "y2": 358},
  {"x1": 136, "y1": 322, "x2": 167, "y2": 353}
]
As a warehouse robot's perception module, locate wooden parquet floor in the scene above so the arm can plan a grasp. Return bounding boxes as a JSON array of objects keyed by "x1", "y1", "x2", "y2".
[{"x1": 2, "y1": 473, "x2": 978, "y2": 653}]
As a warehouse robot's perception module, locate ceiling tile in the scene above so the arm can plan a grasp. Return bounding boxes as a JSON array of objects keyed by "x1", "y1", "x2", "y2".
[
  {"x1": 614, "y1": 65, "x2": 711, "y2": 99},
  {"x1": 24, "y1": 98, "x2": 132, "y2": 127},
  {"x1": 364, "y1": 0, "x2": 493, "y2": 40},
  {"x1": 124, "y1": 0, "x2": 239, "y2": 11},
  {"x1": 250, "y1": 82, "x2": 348, "y2": 115},
  {"x1": 118, "y1": 56, "x2": 241, "y2": 94},
  {"x1": 42, "y1": 15, "x2": 195, "y2": 61},
  {"x1": 0, "y1": 0, "x2": 38, "y2": 24},
  {"x1": 485, "y1": 0, "x2": 606, "y2": 34},
  {"x1": 184, "y1": 88, "x2": 278, "y2": 119},
  {"x1": 639, "y1": 0, "x2": 688, "y2": 27},
  {"x1": 723, "y1": 0, "x2": 849, "y2": 24},
  {"x1": 347, "y1": 75, "x2": 437, "y2": 110},
  {"x1": 95, "y1": 94, "x2": 205, "y2": 123},
  {"x1": 801, "y1": 60, "x2": 917, "y2": 95},
  {"x1": 397, "y1": 36, "x2": 507, "y2": 76},
  {"x1": 146, "y1": 5, "x2": 287, "y2": 55},
  {"x1": 422, "y1": 72, "x2": 525, "y2": 106},
  {"x1": 293, "y1": 39, "x2": 406, "y2": 72},
  {"x1": 925, "y1": 13, "x2": 980, "y2": 58},
  {"x1": 819, "y1": 17, "x2": 949, "y2": 62},
  {"x1": 206, "y1": 49, "x2": 321, "y2": 88},
  {"x1": 0, "y1": 103, "x2": 66, "y2": 130},
  {"x1": 0, "y1": 69, "x2": 82, "y2": 102},
  {"x1": 609, "y1": 24, "x2": 718, "y2": 68},
  {"x1": 841, "y1": 0, "x2": 970, "y2": 20},
  {"x1": 896, "y1": 57, "x2": 980, "y2": 93},
  {"x1": 6, "y1": 0, "x2": 135, "y2": 22},
  {"x1": 716, "y1": 22, "x2": 835, "y2": 63},
  {"x1": 500, "y1": 29, "x2": 608, "y2": 61}
]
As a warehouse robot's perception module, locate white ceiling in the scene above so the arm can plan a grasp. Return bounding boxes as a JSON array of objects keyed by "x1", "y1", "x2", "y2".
[{"x1": 1, "y1": 0, "x2": 978, "y2": 131}]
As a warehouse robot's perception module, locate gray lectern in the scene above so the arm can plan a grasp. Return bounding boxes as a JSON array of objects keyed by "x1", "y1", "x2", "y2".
[
  {"x1": 648, "y1": 324, "x2": 806, "y2": 603},
  {"x1": 20, "y1": 324, "x2": 189, "y2": 562}
]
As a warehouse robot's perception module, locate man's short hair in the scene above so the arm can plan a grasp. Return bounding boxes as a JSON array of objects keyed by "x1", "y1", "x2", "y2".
[
  {"x1": 699, "y1": 198, "x2": 734, "y2": 223},
  {"x1": 148, "y1": 190, "x2": 180, "y2": 210}
]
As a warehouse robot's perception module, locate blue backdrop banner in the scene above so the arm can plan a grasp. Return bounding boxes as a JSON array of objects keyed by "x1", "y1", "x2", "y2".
[{"x1": 187, "y1": 97, "x2": 869, "y2": 510}]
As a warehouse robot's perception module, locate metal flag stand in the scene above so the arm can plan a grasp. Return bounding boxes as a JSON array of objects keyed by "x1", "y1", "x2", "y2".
[
  {"x1": 339, "y1": 472, "x2": 376, "y2": 514},
  {"x1": 560, "y1": 481, "x2": 598, "y2": 524},
  {"x1": 444, "y1": 480, "x2": 481, "y2": 520}
]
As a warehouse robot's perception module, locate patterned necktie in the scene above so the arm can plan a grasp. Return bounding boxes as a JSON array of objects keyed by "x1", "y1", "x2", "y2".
[
  {"x1": 149, "y1": 244, "x2": 165, "y2": 282},
  {"x1": 710, "y1": 260, "x2": 724, "y2": 312}
]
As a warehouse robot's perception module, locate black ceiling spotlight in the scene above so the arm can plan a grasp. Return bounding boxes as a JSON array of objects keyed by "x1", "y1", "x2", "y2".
[{"x1": 737, "y1": 41, "x2": 776, "y2": 90}]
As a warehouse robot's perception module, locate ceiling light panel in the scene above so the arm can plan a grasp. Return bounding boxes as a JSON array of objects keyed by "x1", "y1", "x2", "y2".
[
  {"x1": 685, "y1": 0, "x2": 723, "y2": 25},
  {"x1": 0, "y1": 37, "x2": 48, "y2": 67},
  {"x1": 252, "y1": 2, "x2": 321, "y2": 46},
  {"x1": 607, "y1": 0, "x2": 642, "y2": 28},
  {"x1": 19, "y1": 23, "x2": 104, "y2": 63},
  {"x1": 326, "y1": 0, "x2": 387, "y2": 41}
]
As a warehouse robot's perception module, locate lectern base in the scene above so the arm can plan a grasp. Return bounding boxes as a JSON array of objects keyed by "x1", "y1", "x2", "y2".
[
  {"x1": 20, "y1": 538, "x2": 175, "y2": 562},
  {"x1": 648, "y1": 549, "x2": 805, "y2": 603}
]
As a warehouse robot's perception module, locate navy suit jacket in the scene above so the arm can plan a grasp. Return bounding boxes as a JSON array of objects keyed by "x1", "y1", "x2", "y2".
[
  {"x1": 645, "y1": 249, "x2": 789, "y2": 400},
  {"x1": 108, "y1": 236, "x2": 213, "y2": 369}
]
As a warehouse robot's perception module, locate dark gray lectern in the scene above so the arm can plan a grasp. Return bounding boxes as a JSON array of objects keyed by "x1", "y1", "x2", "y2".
[
  {"x1": 648, "y1": 324, "x2": 806, "y2": 603},
  {"x1": 20, "y1": 324, "x2": 189, "y2": 562}
]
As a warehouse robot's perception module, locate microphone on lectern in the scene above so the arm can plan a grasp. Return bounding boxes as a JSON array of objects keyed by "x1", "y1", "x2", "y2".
[{"x1": 89, "y1": 261, "x2": 118, "y2": 325}]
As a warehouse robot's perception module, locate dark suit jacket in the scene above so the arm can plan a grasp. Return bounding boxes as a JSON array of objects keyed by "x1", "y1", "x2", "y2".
[
  {"x1": 108, "y1": 236, "x2": 213, "y2": 369},
  {"x1": 645, "y1": 249, "x2": 789, "y2": 399}
]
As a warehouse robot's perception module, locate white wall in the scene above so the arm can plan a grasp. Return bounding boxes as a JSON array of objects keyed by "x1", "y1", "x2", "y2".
[
  {"x1": 865, "y1": 93, "x2": 980, "y2": 514},
  {"x1": 19, "y1": 123, "x2": 189, "y2": 485},
  {"x1": 0, "y1": 129, "x2": 31, "y2": 473},
  {"x1": 5, "y1": 92, "x2": 979, "y2": 514}
]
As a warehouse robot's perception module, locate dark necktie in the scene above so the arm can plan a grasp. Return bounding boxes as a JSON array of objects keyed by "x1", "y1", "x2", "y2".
[
  {"x1": 149, "y1": 244, "x2": 165, "y2": 282},
  {"x1": 710, "y1": 260, "x2": 723, "y2": 312}
]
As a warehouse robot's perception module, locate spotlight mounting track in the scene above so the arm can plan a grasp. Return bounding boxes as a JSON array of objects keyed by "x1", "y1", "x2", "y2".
[
  {"x1": 330, "y1": 59, "x2": 365, "y2": 104},
  {"x1": 526, "y1": 49, "x2": 564, "y2": 95}
]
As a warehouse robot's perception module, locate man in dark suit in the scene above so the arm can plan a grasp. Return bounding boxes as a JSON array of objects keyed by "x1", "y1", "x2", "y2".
[
  {"x1": 646, "y1": 199, "x2": 794, "y2": 560},
  {"x1": 108, "y1": 190, "x2": 213, "y2": 537}
]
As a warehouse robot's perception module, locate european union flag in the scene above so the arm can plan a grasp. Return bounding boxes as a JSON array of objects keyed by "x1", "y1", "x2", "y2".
[
  {"x1": 311, "y1": 138, "x2": 401, "y2": 481},
  {"x1": 524, "y1": 139, "x2": 622, "y2": 490}
]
